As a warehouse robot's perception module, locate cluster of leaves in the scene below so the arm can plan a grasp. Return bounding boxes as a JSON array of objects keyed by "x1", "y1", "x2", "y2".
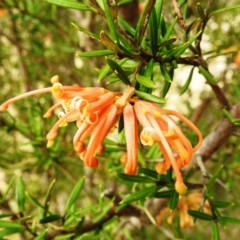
[{"x1": 1, "y1": 0, "x2": 240, "y2": 239}]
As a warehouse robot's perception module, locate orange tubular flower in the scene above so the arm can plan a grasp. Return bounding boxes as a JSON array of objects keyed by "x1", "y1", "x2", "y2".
[
  {"x1": 134, "y1": 101, "x2": 202, "y2": 195},
  {"x1": 0, "y1": 75, "x2": 203, "y2": 195}
]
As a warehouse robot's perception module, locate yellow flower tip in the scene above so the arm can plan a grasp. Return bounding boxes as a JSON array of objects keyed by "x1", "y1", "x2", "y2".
[
  {"x1": 175, "y1": 181, "x2": 187, "y2": 195},
  {"x1": 51, "y1": 83, "x2": 63, "y2": 98},
  {"x1": 153, "y1": 110, "x2": 161, "y2": 118},
  {"x1": 0, "y1": 103, "x2": 8, "y2": 111},
  {"x1": 43, "y1": 112, "x2": 52, "y2": 118},
  {"x1": 140, "y1": 127, "x2": 157, "y2": 146},
  {"x1": 59, "y1": 120, "x2": 68, "y2": 127},
  {"x1": 120, "y1": 153, "x2": 128, "y2": 165},
  {"x1": 155, "y1": 161, "x2": 171, "y2": 174},
  {"x1": 50, "y1": 75, "x2": 60, "y2": 84},
  {"x1": 47, "y1": 139, "x2": 54, "y2": 148}
]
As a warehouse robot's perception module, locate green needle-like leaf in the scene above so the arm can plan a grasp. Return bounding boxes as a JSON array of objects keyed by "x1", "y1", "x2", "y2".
[
  {"x1": 102, "y1": 0, "x2": 119, "y2": 42},
  {"x1": 16, "y1": 176, "x2": 25, "y2": 212},
  {"x1": 118, "y1": 173, "x2": 155, "y2": 183},
  {"x1": 39, "y1": 215, "x2": 62, "y2": 224},
  {"x1": 107, "y1": 58, "x2": 131, "y2": 85},
  {"x1": 135, "y1": 0, "x2": 156, "y2": 47},
  {"x1": 77, "y1": 50, "x2": 115, "y2": 57},
  {"x1": 180, "y1": 67, "x2": 195, "y2": 95},
  {"x1": 136, "y1": 74, "x2": 156, "y2": 89},
  {"x1": 46, "y1": 0, "x2": 92, "y2": 11},
  {"x1": 71, "y1": 22, "x2": 99, "y2": 40},
  {"x1": 187, "y1": 210, "x2": 213, "y2": 221},
  {"x1": 34, "y1": 229, "x2": 48, "y2": 240},
  {"x1": 119, "y1": 185, "x2": 157, "y2": 206},
  {"x1": 135, "y1": 90, "x2": 166, "y2": 104},
  {"x1": 66, "y1": 176, "x2": 85, "y2": 211},
  {"x1": 169, "y1": 190, "x2": 179, "y2": 210},
  {"x1": 199, "y1": 65, "x2": 218, "y2": 85},
  {"x1": 211, "y1": 222, "x2": 220, "y2": 240},
  {"x1": 209, "y1": 4, "x2": 240, "y2": 17}
]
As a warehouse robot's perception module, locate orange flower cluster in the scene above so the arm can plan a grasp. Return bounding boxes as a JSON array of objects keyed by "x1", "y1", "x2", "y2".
[
  {"x1": 0, "y1": 76, "x2": 202, "y2": 194},
  {"x1": 156, "y1": 192, "x2": 210, "y2": 228}
]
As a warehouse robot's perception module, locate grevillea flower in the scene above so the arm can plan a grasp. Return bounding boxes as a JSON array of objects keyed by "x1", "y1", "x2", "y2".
[
  {"x1": 0, "y1": 75, "x2": 203, "y2": 194},
  {"x1": 133, "y1": 100, "x2": 202, "y2": 194},
  {"x1": 156, "y1": 192, "x2": 210, "y2": 228}
]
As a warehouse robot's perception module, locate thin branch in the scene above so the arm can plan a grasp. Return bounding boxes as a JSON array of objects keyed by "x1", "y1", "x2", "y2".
[
  {"x1": 185, "y1": 103, "x2": 240, "y2": 171},
  {"x1": 171, "y1": 0, "x2": 187, "y2": 31}
]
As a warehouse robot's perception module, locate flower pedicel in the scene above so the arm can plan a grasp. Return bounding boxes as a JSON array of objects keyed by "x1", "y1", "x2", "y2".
[{"x1": 0, "y1": 75, "x2": 203, "y2": 194}]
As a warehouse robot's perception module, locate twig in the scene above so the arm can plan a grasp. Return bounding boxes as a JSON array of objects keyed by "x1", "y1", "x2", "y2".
[
  {"x1": 185, "y1": 103, "x2": 240, "y2": 172},
  {"x1": 171, "y1": 0, "x2": 187, "y2": 31}
]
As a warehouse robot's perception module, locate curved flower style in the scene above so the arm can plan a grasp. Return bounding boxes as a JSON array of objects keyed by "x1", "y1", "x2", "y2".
[
  {"x1": 133, "y1": 101, "x2": 202, "y2": 194},
  {"x1": 0, "y1": 76, "x2": 203, "y2": 194}
]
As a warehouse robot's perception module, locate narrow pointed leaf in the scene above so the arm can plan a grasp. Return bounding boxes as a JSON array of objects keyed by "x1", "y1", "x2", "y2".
[
  {"x1": 77, "y1": 50, "x2": 115, "y2": 57},
  {"x1": 0, "y1": 228, "x2": 24, "y2": 238},
  {"x1": 34, "y1": 229, "x2": 48, "y2": 240},
  {"x1": 54, "y1": 234, "x2": 75, "y2": 240},
  {"x1": 209, "y1": 4, "x2": 240, "y2": 16},
  {"x1": 149, "y1": 7, "x2": 158, "y2": 56},
  {"x1": 211, "y1": 201, "x2": 233, "y2": 209},
  {"x1": 39, "y1": 215, "x2": 62, "y2": 224},
  {"x1": 169, "y1": 190, "x2": 179, "y2": 210},
  {"x1": 100, "y1": 31, "x2": 121, "y2": 52},
  {"x1": 66, "y1": 176, "x2": 85, "y2": 211},
  {"x1": 160, "y1": 63, "x2": 172, "y2": 82},
  {"x1": 162, "y1": 17, "x2": 177, "y2": 41},
  {"x1": 167, "y1": 31, "x2": 202, "y2": 57},
  {"x1": 199, "y1": 66, "x2": 217, "y2": 85},
  {"x1": 46, "y1": 0, "x2": 91, "y2": 11},
  {"x1": 136, "y1": 74, "x2": 156, "y2": 88},
  {"x1": 206, "y1": 165, "x2": 224, "y2": 187},
  {"x1": 107, "y1": 58, "x2": 131, "y2": 85},
  {"x1": 135, "y1": 90, "x2": 166, "y2": 104},
  {"x1": 118, "y1": 173, "x2": 154, "y2": 183},
  {"x1": 119, "y1": 185, "x2": 157, "y2": 206},
  {"x1": 180, "y1": 67, "x2": 195, "y2": 94},
  {"x1": 26, "y1": 192, "x2": 52, "y2": 215},
  {"x1": 0, "y1": 220, "x2": 24, "y2": 229},
  {"x1": 187, "y1": 210, "x2": 213, "y2": 221},
  {"x1": 218, "y1": 216, "x2": 240, "y2": 224},
  {"x1": 135, "y1": 0, "x2": 156, "y2": 47},
  {"x1": 197, "y1": 3, "x2": 206, "y2": 21},
  {"x1": 71, "y1": 22, "x2": 99, "y2": 40},
  {"x1": 138, "y1": 167, "x2": 158, "y2": 179},
  {"x1": 16, "y1": 176, "x2": 25, "y2": 212},
  {"x1": 1, "y1": 175, "x2": 16, "y2": 203},
  {"x1": 212, "y1": 221, "x2": 220, "y2": 240},
  {"x1": 118, "y1": 17, "x2": 135, "y2": 36},
  {"x1": 102, "y1": 0, "x2": 118, "y2": 42},
  {"x1": 155, "y1": 0, "x2": 163, "y2": 28},
  {"x1": 154, "y1": 190, "x2": 173, "y2": 198}
]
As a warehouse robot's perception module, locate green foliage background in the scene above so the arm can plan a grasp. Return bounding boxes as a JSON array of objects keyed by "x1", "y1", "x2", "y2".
[{"x1": 0, "y1": 0, "x2": 240, "y2": 239}]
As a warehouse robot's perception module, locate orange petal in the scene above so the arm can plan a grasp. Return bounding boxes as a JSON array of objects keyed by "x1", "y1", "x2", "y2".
[
  {"x1": 166, "y1": 110, "x2": 203, "y2": 152},
  {"x1": 123, "y1": 103, "x2": 138, "y2": 174},
  {"x1": 84, "y1": 105, "x2": 118, "y2": 168}
]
